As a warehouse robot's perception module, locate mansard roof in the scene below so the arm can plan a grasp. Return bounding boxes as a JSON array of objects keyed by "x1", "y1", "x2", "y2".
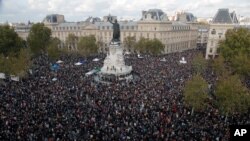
[{"x1": 212, "y1": 9, "x2": 238, "y2": 24}]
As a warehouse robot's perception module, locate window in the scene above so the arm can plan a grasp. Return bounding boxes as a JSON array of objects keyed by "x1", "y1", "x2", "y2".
[
  {"x1": 107, "y1": 26, "x2": 109, "y2": 30},
  {"x1": 218, "y1": 33, "x2": 222, "y2": 38},
  {"x1": 211, "y1": 29, "x2": 216, "y2": 34},
  {"x1": 209, "y1": 48, "x2": 213, "y2": 53},
  {"x1": 121, "y1": 26, "x2": 123, "y2": 30}
]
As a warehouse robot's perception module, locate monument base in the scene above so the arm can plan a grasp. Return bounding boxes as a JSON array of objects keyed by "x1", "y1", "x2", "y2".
[{"x1": 96, "y1": 42, "x2": 133, "y2": 83}]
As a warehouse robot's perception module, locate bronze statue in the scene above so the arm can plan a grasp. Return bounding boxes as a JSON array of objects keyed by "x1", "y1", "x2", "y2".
[{"x1": 108, "y1": 17, "x2": 120, "y2": 42}]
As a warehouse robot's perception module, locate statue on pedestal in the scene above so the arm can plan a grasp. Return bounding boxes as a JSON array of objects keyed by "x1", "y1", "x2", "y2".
[{"x1": 108, "y1": 17, "x2": 120, "y2": 42}]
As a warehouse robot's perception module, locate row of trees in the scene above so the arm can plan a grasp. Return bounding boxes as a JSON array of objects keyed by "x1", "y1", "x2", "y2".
[
  {"x1": 0, "y1": 23, "x2": 100, "y2": 76},
  {"x1": 123, "y1": 36, "x2": 164, "y2": 55},
  {"x1": 184, "y1": 28, "x2": 250, "y2": 116},
  {"x1": 65, "y1": 34, "x2": 98, "y2": 57},
  {"x1": 65, "y1": 34, "x2": 165, "y2": 55}
]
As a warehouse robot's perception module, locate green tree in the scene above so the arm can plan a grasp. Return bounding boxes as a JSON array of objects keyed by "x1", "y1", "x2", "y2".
[
  {"x1": 215, "y1": 75, "x2": 250, "y2": 115},
  {"x1": 13, "y1": 48, "x2": 31, "y2": 77},
  {"x1": 27, "y1": 23, "x2": 51, "y2": 56},
  {"x1": 149, "y1": 38, "x2": 164, "y2": 55},
  {"x1": 47, "y1": 37, "x2": 61, "y2": 61},
  {"x1": 0, "y1": 25, "x2": 25, "y2": 56},
  {"x1": 231, "y1": 52, "x2": 250, "y2": 76},
  {"x1": 66, "y1": 33, "x2": 78, "y2": 49},
  {"x1": 135, "y1": 38, "x2": 164, "y2": 55},
  {"x1": 192, "y1": 53, "x2": 207, "y2": 74},
  {"x1": 77, "y1": 35, "x2": 98, "y2": 56},
  {"x1": 211, "y1": 55, "x2": 226, "y2": 76},
  {"x1": 135, "y1": 37, "x2": 148, "y2": 54},
  {"x1": 0, "y1": 48, "x2": 31, "y2": 77},
  {"x1": 219, "y1": 28, "x2": 250, "y2": 77},
  {"x1": 220, "y1": 28, "x2": 250, "y2": 62},
  {"x1": 124, "y1": 36, "x2": 136, "y2": 52},
  {"x1": 184, "y1": 74, "x2": 209, "y2": 112}
]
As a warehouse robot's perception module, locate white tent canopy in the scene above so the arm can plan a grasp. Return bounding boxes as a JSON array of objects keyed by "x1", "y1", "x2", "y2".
[
  {"x1": 52, "y1": 78, "x2": 57, "y2": 81},
  {"x1": 56, "y1": 60, "x2": 63, "y2": 64},
  {"x1": 85, "y1": 69, "x2": 99, "y2": 76},
  {"x1": 10, "y1": 75, "x2": 19, "y2": 81},
  {"x1": 125, "y1": 51, "x2": 131, "y2": 55},
  {"x1": 92, "y1": 58, "x2": 100, "y2": 62},
  {"x1": 74, "y1": 62, "x2": 82, "y2": 66},
  {"x1": 0, "y1": 73, "x2": 6, "y2": 79}
]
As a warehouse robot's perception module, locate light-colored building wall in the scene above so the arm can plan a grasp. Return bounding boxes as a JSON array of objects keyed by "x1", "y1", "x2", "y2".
[
  {"x1": 205, "y1": 24, "x2": 234, "y2": 59},
  {"x1": 14, "y1": 10, "x2": 199, "y2": 54}
]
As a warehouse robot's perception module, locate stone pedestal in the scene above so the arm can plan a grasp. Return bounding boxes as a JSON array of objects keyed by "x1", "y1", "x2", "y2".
[{"x1": 99, "y1": 42, "x2": 132, "y2": 80}]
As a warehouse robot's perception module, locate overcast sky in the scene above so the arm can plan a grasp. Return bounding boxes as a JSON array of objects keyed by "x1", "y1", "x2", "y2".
[{"x1": 0, "y1": 0, "x2": 249, "y2": 23}]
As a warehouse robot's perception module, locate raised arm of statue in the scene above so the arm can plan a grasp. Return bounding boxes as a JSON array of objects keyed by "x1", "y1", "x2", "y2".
[{"x1": 108, "y1": 17, "x2": 114, "y2": 24}]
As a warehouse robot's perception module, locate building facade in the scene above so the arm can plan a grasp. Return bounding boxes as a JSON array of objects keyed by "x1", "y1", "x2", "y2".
[
  {"x1": 205, "y1": 9, "x2": 238, "y2": 59},
  {"x1": 14, "y1": 9, "x2": 199, "y2": 54}
]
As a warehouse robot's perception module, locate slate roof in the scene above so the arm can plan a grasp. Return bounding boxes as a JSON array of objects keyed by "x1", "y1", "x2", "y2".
[{"x1": 212, "y1": 9, "x2": 238, "y2": 24}]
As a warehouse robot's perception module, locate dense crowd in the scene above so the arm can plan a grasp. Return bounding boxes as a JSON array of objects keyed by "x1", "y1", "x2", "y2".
[{"x1": 0, "y1": 49, "x2": 249, "y2": 140}]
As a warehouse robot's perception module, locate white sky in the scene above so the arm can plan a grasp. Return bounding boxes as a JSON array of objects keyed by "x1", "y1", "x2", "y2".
[{"x1": 0, "y1": 0, "x2": 249, "y2": 23}]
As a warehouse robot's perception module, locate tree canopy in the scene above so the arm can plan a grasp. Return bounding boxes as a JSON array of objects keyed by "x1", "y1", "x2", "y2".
[
  {"x1": 0, "y1": 25, "x2": 30, "y2": 76},
  {"x1": 47, "y1": 37, "x2": 61, "y2": 61},
  {"x1": 135, "y1": 37, "x2": 164, "y2": 55},
  {"x1": 66, "y1": 33, "x2": 78, "y2": 48},
  {"x1": 192, "y1": 53, "x2": 207, "y2": 74},
  {"x1": 215, "y1": 75, "x2": 250, "y2": 115},
  {"x1": 124, "y1": 36, "x2": 136, "y2": 52},
  {"x1": 219, "y1": 28, "x2": 250, "y2": 77},
  {"x1": 183, "y1": 74, "x2": 209, "y2": 112},
  {"x1": 0, "y1": 48, "x2": 31, "y2": 77},
  {"x1": 0, "y1": 25, "x2": 25, "y2": 56},
  {"x1": 77, "y1": 35, "x2": 98, "y2": 56},
  {"x1": 27, "y1": 23, "x2": 51, "y2": 56}
]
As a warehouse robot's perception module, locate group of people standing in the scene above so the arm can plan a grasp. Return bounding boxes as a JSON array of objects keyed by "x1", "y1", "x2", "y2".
[{"x1": 0, "y1": 49, "x2": 249, "y2": 140}]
